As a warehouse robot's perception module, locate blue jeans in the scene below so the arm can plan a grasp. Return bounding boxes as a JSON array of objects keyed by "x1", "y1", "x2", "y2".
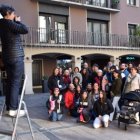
[
  {"x1": 3, "y1": 57, "x2": 24, "y2": 110},
  {"x1": 49, "y1": 111, "x2": 63, "y2": 121}
]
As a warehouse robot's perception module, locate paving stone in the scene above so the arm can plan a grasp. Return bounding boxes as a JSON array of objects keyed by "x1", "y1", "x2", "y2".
[{"x1": 0, "y1": 93, "x2": 140, "y2": 140}]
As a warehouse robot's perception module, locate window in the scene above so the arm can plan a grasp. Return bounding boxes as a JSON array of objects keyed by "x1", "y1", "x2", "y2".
[
  {"x1": 127, "y1": 0, "x2": 136, "y2": 6},
  {"x1": 92, "y1": 0, "x2": 107, "y2": 7},
  {"x1": 39, "y1": 14, "x2": 68, "y2": 43},
  {"x1": 39, "y1": 15, "x2": 51, "y2": 42},
  {"x1": 87, "y1": 20, "x2": 108, "y2": 45},
  {"x1": 55, "y1": 22, "x2": 66, "y2": 44},
  {"x1": 128, "y1": 24, "x2": 138, "y2": 47},
  {"x1": 128, "y1": 24, "x2": 136, "y2": 36}
]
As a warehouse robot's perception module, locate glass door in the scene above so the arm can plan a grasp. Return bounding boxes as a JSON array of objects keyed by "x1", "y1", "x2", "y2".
[
  {"x1": 101, "y1": 23, "x2": 108, "y2": 45},
  {"x1": 39, "y1": 16, "x2": 51, "y2": 42},
  {"x1": 87, "y1": 22, "x2": 93, "y2": 45},
  {"x1": 32, "y1": 60, "x2": 42, "y2": 86},
  {"x1": 55, "y1": 22, "x2": 66, "y2": 43},
  {"x1": 93, "y1": 23, "x2": 101, "y2": 45}
]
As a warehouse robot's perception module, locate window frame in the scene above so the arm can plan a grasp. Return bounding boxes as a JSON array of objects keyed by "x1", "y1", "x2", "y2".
[
  {"x1": 128, "y1": 24, "x2": 137, "y2": 36},
  {"x1": 127, "y1": 0, "x2": 136, "y2": 6},
  {"x1": 87, "y1": 20, "x2": 108, "y2": 45}
]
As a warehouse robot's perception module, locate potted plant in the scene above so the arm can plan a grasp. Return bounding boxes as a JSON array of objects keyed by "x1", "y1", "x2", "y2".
[
  {"x1": 112, "y1": 0, "x2": 119, "y2": 8},
  {"x1": 42, "y1": 75, "x2": 49, "y2": 93}
]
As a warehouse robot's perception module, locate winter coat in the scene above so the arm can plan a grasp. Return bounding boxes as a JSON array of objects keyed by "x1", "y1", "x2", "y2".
[
  {"x1": 0, "y1": 19, "x2": 28, "y2": 60},
  {"x1": 81, "y1": 73, "x2": 89, "y2": 90},
  {"x1": 64, "y1": 90, "x2": 75, "y2": 109},
  {"x1": 48, "y1": 75, "x2": 64, "y2": 91},
  {"x1": 123, "y1": 73, "x2": 140, "y2": 93},
  {"x1": 94, "y1": 99, "x2": 114, "y2": 117},
  {"x1": 111, "y1": 78, "x2": 122, "y2": 96},
  {"x1": 88, "y1": 71, "x2": 97, "y2": 84}
]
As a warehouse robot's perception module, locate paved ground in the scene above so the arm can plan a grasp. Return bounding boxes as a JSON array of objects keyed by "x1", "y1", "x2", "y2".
[{"x1": 0, "y1": 93, "x2": 140, "y2": 140}]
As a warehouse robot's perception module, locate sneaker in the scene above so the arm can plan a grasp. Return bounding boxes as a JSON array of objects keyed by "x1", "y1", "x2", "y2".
[
  {"x1": 136, "y1": 121, "x2": 140, "y2": 125},
  {"x1": 8, "y1": 110, "x2": 26, "y2": 117}
]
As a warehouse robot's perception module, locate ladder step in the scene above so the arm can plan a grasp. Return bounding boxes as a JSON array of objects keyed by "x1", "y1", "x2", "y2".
[{"x1": 0, "y1": 129, "x2": 13, "y2": 136}]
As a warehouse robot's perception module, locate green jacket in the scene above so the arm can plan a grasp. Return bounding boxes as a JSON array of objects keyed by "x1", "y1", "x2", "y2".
[{"x1": 111, "y1": 78, "x2": 122, "y2": 96}]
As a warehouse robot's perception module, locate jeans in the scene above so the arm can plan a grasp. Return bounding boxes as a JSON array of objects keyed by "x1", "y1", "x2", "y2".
[
  {"x1": 49, "y1": 111, "x2": 63, "y2": 121},
  {"x1": 110, "y1": 96, "x2": 120, "y2": 121},
  {"x1": 3, "y1": 56, "x2": 24, "y2": 110}
]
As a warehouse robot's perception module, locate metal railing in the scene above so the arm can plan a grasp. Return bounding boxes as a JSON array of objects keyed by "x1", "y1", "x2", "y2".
[
  {"x1": 0, "y1": 28, "x2": 140, "y2": 49},
  {"x1": 19, "y1": 28, "x2": 140, "y2": 49},
  {"x1": 51, "y1": 0, "x2": 119, "y2": 9}
]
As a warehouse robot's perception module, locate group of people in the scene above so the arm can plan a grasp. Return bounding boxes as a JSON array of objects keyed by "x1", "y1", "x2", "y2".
[{"x1": 47, "y1": 62, "x2": 140, "y2": 128}]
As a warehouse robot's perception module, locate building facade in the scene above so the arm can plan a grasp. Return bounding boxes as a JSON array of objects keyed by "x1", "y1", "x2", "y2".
[{"x1": 0, "y1": 0, "x2": 140, "y2": 94}]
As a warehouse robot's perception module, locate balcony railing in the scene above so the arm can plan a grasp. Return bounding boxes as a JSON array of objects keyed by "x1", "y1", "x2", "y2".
[
  {"x1": 0, "y1": 28, "x2": 140, "y2": 49},
  {"x1": 48, "y1": 0, "x2": 120, "y2": 9},
  {"x1": 17, "y1": 28, "x2": 140, "y2": 49}
]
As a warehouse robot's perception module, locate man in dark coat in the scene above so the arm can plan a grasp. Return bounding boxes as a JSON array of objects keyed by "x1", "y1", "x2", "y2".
[{"x1": 0, "y1": 5, "x2": 28, "y2": 117}]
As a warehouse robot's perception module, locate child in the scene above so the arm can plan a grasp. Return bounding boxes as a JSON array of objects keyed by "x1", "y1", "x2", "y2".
[
  {"x1": 48, "y1": 88, "x2": 63, "y2": 121},
  {"x1": 77, "y1": 91, "x2": 90, "y2": 123}
]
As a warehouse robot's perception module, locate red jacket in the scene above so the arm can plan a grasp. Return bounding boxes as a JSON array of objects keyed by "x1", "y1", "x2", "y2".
[{"x1": 64, "y1": 90, "x2": 75, "y2": 109}]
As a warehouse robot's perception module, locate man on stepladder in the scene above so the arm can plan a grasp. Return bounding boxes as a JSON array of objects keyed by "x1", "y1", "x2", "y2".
[{"x1": 0, "y1": 5, "x2": 28, "y2": 117}]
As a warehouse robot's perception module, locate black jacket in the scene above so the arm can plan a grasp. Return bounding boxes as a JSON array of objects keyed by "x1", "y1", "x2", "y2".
[
  {"x1": 94, "y1": 99, "x2": 114, "y2": 117},
  {"x1": 0, "y1": 19, "x2": 28, "y2": 60},
  {"x1": 48, "y1": 75, "x2": 64, "y2": 91}
]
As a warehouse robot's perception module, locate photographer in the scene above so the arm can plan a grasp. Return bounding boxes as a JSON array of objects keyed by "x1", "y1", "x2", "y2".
[{"x1": 0, "y1": 5, "x2": 28, "y2": 117}]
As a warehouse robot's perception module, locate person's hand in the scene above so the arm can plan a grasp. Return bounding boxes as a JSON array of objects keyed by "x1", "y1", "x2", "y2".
[
  {"x1": 78, "y1": 108, "x2": 83, "y2": 113},
  {"x1": 48, "y1": 110, "x2": 52, "y2": 114},
  {"x1": 78, "y1": 109, "x2": 82, "y2": 113},
  {"x1": 15, "y1": 16, "x2": 21, "y2": 22}
]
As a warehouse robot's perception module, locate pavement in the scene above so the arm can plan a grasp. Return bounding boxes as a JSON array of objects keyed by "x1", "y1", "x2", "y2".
[{"x1": 0, "y1": 93, "x2": 140, "y2": 140}]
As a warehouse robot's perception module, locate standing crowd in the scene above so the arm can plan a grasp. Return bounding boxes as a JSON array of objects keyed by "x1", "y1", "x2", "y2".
[{"x1": 46, "y1": 62, "x2": 140, "y2": 128}]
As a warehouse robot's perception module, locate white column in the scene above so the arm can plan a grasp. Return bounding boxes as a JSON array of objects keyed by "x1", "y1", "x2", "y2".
[
  {"x1": 113, "y1": 56, "x2": 120, "y2": 66},
  {"x1": 24, "y1": 57, "x2": 34, "y2": 94},
  {"x1": 72, "y1": 56, "x2": 82, "y2": 70}
]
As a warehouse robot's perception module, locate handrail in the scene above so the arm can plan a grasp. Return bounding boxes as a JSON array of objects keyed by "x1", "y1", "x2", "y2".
[{"x1": 0, "y1": 28, "x2": 140, "y2": 48}]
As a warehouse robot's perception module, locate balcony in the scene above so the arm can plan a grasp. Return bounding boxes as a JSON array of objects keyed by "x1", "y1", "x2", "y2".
[
  {"x1": 17, "y1": 28, "x2": 140, "y2": 50},
  {"x1": 38, "y1": 0, "x2": 120, "y2": 12},
  {"x1": 0, "y1": 28, "x2": 139, "y2": 50}
]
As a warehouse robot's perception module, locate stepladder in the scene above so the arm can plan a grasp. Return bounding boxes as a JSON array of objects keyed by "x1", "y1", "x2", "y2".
[{"x1": 0, "y1": 74, "x2": 35, "y2": 140}]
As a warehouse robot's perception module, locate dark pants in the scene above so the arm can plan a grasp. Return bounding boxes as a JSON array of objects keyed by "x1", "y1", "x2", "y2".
[
  {"x1": 70, "y1": 108, "x2": 79, "y2": 118},
  {"x1": 3, "y1": 57, "x2": 24, "y2": 110}
]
